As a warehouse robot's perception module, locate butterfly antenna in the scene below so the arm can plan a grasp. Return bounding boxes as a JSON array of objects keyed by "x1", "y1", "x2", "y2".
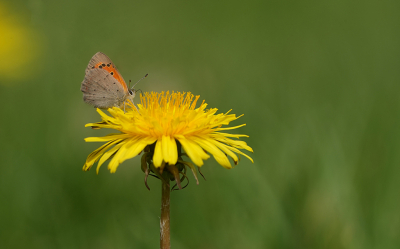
[
  {"x1": 131, "y1": 74, "x2": 148, "y2": 90},
  {"x1": 128, "y1": 80, "x2": 131, "y2": 89}
]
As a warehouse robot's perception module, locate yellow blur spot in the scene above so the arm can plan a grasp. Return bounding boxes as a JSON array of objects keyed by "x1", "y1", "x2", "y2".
[{"x1": 0, "y1": 2, "x2": 43, "y2": 83}]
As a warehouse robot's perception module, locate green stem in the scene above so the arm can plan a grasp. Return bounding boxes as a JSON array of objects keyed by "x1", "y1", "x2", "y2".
[{"x1": 160, "y1": 177, "x2": 170, "y2": 249}]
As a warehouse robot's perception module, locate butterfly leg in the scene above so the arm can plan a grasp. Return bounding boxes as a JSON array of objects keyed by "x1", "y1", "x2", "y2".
[{"x1": 133, "y1": 103, "x2": 138, "y2": 112}]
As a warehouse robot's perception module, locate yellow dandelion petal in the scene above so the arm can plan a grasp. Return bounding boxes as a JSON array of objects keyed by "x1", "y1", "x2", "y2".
[
  {"x1": 213, "y1": 136, "x2": 253, "y2": 152},
  {"x1": 176, "y1": 136, "x2": 210, "y2": 167},
  {"x1": 153, "y1": 139, "x2": 163, "y2": 167},
  {"x1": 107, "y1": 138, "x2": 144, "y2": 173},
  {"x1": 212, "y1": 132, "x2": 249, "y2": 138},
  {"x1": 83, "y1": 91, "x2": 253, "y2": 173},
  {"x1": 121, "y1": 136, "x2": 157, "y2": 163},
  {"x1": 208, "y1": 139, "x2": 239, "y2": 165},
  {"x1": 85, "y1": 122, "x2": 114, "y2": 129},
  {"x1": 161, "y1": 135, "x2": 178, "y2": 165},
  {"x1": 83, "y1": 139, "x2": 122, "y2": 171},
  {"x1": 97, "y1": 108, "x2": 116, "y2": 122},
  {"x1": 84, "y1": 133, "x2": 131, "y2": 142},
  {"x1": 224, "y1": 145, "x2": 254, "y2": 163},
  {"x1": 96, "y1": 142, "x2": 124, "y2": 174},
  {"x1": 215, "y1": 124, "x2": 247, "y2": 131},
  {"x1": 190, "y1": 136, "x2": 232, "y2": 169},
  {"x1": 107, "y1": 141, "x2": 131, "y2": 173}
]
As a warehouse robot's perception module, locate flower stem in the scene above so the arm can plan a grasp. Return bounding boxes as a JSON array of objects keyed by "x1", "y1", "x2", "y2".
[{"x1": 160, "y1": 177, "x2": 170, "y2": 249}]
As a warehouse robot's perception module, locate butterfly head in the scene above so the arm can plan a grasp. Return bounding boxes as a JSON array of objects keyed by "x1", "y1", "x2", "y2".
[{"x1": 125, "y1": 89, "x2": 136, "y2": 104}]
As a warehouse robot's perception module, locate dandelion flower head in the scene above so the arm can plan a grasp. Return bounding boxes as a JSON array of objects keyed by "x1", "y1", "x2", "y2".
[{"x1": 83, "y1": 91, "x2": 253, "y2": 174}]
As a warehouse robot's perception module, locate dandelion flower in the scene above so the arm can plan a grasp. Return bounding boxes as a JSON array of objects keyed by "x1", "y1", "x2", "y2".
[
  {"x1": 0, "y1": 2, "x2": 43, "y2": 83},
  {"x1": 83, "y1": 91, "x2": 253, "y2": 177}
]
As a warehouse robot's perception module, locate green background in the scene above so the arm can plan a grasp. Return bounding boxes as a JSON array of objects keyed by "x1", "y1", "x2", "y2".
[{"x1": 1, "y1": 0, "x2": 400, "y2": 248}]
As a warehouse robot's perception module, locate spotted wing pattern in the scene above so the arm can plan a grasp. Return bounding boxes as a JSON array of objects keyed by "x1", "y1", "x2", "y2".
[
  {"x1": 81, "y1": 68, "x2": 128, "y2": 108},
  {"x1": 81, "y1": 52, "x2": 131, "y2": 109}
]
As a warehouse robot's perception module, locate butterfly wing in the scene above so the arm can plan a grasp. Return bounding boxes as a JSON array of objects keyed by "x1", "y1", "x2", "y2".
[
  {"x1": 81, "y1": 52, "x2": 131, "y2": 109},
  {"x1": 81, "y1": 68, "x2": 128, "y2": 108}
]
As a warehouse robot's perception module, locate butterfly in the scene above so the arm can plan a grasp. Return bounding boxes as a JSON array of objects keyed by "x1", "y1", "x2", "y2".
[{"x1": 81, "y1": 52, "x2": 136, "y2": 109}]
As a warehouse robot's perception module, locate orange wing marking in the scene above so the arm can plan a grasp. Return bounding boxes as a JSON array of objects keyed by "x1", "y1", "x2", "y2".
[{"x1": 93, "y1": 62, "x2": 128, "y2": 92}]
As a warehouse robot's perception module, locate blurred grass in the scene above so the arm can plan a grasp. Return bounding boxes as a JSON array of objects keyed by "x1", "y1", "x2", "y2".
[{"x1": 1, "y1": 0, "x2": 400, "y2": 248}]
